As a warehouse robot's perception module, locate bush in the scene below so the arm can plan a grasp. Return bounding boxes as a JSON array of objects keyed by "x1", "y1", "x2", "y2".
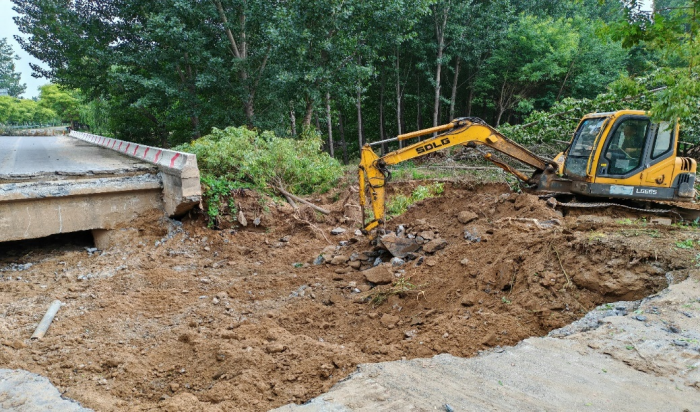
[{"x1": 175, "y1": 126, "x2": 342, "y2": 225}]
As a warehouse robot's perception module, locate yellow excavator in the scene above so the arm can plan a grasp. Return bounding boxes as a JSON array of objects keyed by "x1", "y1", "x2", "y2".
[{"x1": 359, "y1": 110, "x2": 698, "y2": 233}]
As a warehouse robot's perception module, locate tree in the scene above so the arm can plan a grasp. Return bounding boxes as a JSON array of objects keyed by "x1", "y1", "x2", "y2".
[
  {"x1": 38, "y1": 84, "x2": 80, "y2": 125},
  {"x1": 481, "y1": 15, "x2": 578, "y2": 126},
  {"x1": 607, "y1": 0, "x2": 700, "y2": 137},
  {"x1": 0, "y1": 38, "x2": 26, "y2": 97}
]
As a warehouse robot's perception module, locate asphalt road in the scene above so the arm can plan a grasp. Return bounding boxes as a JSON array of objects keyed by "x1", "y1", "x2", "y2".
[{"x1": 0, "y1": 135, "x2": 155, "y2": 178}]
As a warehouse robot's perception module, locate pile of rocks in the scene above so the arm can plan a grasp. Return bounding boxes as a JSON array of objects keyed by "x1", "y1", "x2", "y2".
[{"x1": 313, "y1": 217, "x2": 469, "y2": 288}]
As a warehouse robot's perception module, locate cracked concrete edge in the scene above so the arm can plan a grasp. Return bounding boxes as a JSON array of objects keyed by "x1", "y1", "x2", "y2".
[
  {"x1": 69, "y1": 131, "x2": 201, "y2": 216},
  {"x1": 0, "y1": 174, "x2": 162, "y2": 202},
  {"x1": 0, "y1": 369, "x2": 92, "y2": 411}
]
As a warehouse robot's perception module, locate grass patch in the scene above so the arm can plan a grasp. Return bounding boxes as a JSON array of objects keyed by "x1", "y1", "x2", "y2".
[
  {"x1": 386, "y1": 182, "x2": 444, "y2": 218},
  {"x1": 369, "y1": 277, "x2": 426, "y2": 306},
  {"x1": 675, "y1": 239, "x2": 697, "y2": 249}
]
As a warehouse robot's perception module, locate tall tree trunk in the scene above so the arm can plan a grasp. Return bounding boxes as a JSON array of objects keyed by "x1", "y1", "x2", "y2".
[
  {"x1": 432, "y1": 5, "x2": 449, "y2": 134},
  {"x1": 395, "y1": 46, "x2": 403, "y2": 149},
  {"x1": 213, "y1": 0, "x2": 272, "y2": 127},
  {"x1": 417, "y1": 80, "x2": 422, "y2": 135},
  {"x1": 303, "y1": 96, "x2": 314, "y2": 128},
  {"x1": 339, "y1": 110, "x2": 348, "y2": 165},
  {"x1": 357, "y1": 86, "x2": 364, "y2": 149},
  {"x1": 449, "y1": 57, "x2": 461, "y2": 121},
  {"x1": 400, "y1": 92, "x2": 406, "y2": 148},
  {"x1": 325, "y1": 92, "x2": 333, "y2": 157},
  {"x1": 290, "y1": 103, "x2": 297, "y2": 136},
  {"x1": 466, "y1": 84, "x2": 474, "y2": 116},
  {"x1": 379, "y1": 66, "x2": 386, "y2": 155},
  {"x1": 556, "y1": 57, "x2": 577, "y2": 101}
]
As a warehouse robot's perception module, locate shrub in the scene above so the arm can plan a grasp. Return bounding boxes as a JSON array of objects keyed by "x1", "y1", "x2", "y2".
[{"x1": 175, "y1": 126, "x2": 342, "y2": 225}]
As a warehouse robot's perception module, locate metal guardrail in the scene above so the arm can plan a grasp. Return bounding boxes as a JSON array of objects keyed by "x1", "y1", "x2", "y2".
[{"x1": 0, "y1": 123, "x2": 68, "y2": 130}]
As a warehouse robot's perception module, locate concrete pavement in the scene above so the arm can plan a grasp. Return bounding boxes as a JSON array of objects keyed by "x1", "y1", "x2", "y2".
[
  {"x1": 0, "y1": 135, "x2": 155, "y2": 179},
  {"x1": 0, "y1": 134, "x2": 200, "y2": 245}
]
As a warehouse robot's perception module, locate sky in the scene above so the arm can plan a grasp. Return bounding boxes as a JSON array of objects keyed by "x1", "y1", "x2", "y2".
[
  {"x1": 0, "y1": 0, "x2": 655, "y2": 99},
  {"x1": 0, "y1": 1, "x2": 48, "y2": 98}
]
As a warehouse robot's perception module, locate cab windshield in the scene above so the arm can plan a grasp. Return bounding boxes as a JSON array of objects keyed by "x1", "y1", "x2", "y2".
[{"x1": 564, "y1": 117, "x2": 607, "y2": 178}]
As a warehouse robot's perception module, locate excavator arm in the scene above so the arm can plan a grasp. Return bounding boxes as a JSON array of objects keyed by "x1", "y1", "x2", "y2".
[{"x1": 359, "y1": 117, "x2": 556, "y2": 233}]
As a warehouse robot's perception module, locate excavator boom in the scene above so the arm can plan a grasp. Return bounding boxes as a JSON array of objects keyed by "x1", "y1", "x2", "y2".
[{"x1": 359, "y1": 117, "x2": 556, "y2": 232}]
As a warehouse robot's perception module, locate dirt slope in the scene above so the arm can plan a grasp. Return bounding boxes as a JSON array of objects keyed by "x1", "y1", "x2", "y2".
[
  {"x1": 272, "y1": 276, "x2": 700, "y2": 412},
  {"x1": 0, "y1": 182, "x2": 697, "y2": 411}
]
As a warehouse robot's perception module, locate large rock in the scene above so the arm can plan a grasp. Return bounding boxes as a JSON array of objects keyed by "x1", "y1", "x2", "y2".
[
  {"x1": 330, "y1": 255, "x2": 349, "y2": 265},
  {"x1": 422, "y1": 238, "x2": 448, "y2": 254},
  {"x1": 363, "y1": 264, "x2": 394, "y2": 285},
  {"x1": 379, "y1": 232, "x2": 420, "y2": 258},
  {"x1": 457, "y1": 211, "x2": 478, "y2": 224}
]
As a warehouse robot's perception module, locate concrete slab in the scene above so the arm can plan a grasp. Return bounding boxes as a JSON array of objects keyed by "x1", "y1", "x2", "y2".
[
  {"x1": 0, "y1": 135, "x2": 156, "y2": 180},
  {"x1": 0, "y1": 133, "x2": 201, "y2": 244},
  {"x1": 0, "y1": 369, "x2": 91, "y2": 411}
]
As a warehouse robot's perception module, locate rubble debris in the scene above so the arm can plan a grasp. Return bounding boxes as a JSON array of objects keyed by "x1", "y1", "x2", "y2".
[
  {"x1": 422, "y1": 238, "x2": 447, "y2": 254},
  {"x1": 379, "y1": 232, "x2": 421, "y2": 258},
  {"x1": 363, "y1": 264, "x2": 394, "y2": 285},
  {"x1": 237, "y1": 210, "x2": 248, "y2": 226},
  {"x1": 331, "y1": 227, "x2": 346, "y2": 235},
  {"x1": 390, "y1": 257, "x2": 406, "y2": 267},
  {"x1": 457, "y1": 211, "x2": 478, "y2": 224},
  {"x1": 464, "y1": 229, "x2": 481, "y2": 243}
]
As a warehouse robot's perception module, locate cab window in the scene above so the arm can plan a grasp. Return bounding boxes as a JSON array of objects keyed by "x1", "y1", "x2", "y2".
[
  {"x1": 651, "y1": 122, "x2": 673, "y2": 159},
  {"x1": 602, "y1": 119, "x2": 649, "y2": 175},
  {"x1": 564, "y1": 117, "x2": 606, "y2": 178}
]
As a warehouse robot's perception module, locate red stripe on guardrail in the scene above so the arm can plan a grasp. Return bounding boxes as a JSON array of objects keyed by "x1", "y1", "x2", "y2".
[
  {"x1": 118, "y1": 142, "x2": 123, "y2": 151},
  {"x1": 170, "y1": 153, "x2": 180, "y2": 168},
  {"x1": 155, "y1": 150, "x2": 162, "y2": 162},
  {"x1": 143, "y1": 147, "x2": 149, "y2": 159},
  {"x1": 125, "y1": 143, "x2": 130, "y2": 153},
  {"x1": 133, "y1": 145, "x2": 139, "y2": 156}
]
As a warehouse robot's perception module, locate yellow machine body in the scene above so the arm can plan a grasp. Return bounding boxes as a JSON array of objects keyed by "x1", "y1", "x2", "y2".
[{"x1": 359, "y1": 111, "x2": 697, "y2": 233}]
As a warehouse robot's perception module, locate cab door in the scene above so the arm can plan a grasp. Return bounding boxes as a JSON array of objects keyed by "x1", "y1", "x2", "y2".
[{"x1": 594, "y1": 117, "x2": 677, "y2": 189}]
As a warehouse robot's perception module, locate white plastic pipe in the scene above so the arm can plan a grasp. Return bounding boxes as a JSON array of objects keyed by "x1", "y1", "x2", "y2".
[{"x1": 31, "y1": 300, "x2": 62, "y2": 340}]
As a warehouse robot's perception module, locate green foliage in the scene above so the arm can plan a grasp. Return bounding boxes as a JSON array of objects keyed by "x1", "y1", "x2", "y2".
[
  {"x1": 0, "y1": 95, "x2": 59, "y2": 124},
  {"x1": 675, "y1": 238, "x2": 697, "y2": 249},
  {"x1": 176, "y1": 126, "x2": 342, "y2": 196},
  {"x1": 200, "y1": 175, "x2": 239, "y2": 228},
  {"x1": 38, "y1": 84, "x2": 81, "y2": 124},
  {"x1": 0, "y1": 38, "x2": 26, "y2": 97},
  {"x1": 386, "y1": 182, "x2": 444, "y2": 217}
]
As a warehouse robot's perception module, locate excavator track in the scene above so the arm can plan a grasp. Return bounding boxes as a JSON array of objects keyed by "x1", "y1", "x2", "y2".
[{"x1": 540, "y1": 195, "x2": 700, "y2": 222}]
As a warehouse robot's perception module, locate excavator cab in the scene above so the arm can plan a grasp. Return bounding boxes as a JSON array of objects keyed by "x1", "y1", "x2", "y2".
[{"x1": 558, "y1": 110, "x2": 696, "y2": 201}]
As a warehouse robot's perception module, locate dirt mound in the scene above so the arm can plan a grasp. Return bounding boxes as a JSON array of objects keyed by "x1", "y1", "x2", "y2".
[{"x1": 0, "y1": 182, "x2": 696, "y2": 411}]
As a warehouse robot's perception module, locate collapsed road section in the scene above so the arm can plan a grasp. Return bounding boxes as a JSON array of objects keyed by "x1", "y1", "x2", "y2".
[{"x1": 0, "y1": 134, "x2": 201, "y2": 247}]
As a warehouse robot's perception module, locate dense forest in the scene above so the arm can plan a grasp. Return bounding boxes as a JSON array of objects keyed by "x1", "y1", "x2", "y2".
[{"x1": 9, "y1": 0, "x2": 700, "y2": 159}]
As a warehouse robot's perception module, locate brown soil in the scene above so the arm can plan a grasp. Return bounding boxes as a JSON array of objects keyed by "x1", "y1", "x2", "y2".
[{"x1": 0, "y1": 182, "x2": 697, "y2": 411}]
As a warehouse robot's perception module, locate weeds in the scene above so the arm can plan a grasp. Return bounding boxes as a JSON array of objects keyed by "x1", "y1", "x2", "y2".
[
  {"x1": 587, "y1": 232, "x2": 606, "y2": 243},
  {"x1": 386, "y1": 182, "x2": 444, "y2": 217},
  {"x1": 675, "y1": 239, "x2": 696, "y2": 249},
  {"x1": 369, "y1": 277, "x2": 427, "y2": 306}
]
